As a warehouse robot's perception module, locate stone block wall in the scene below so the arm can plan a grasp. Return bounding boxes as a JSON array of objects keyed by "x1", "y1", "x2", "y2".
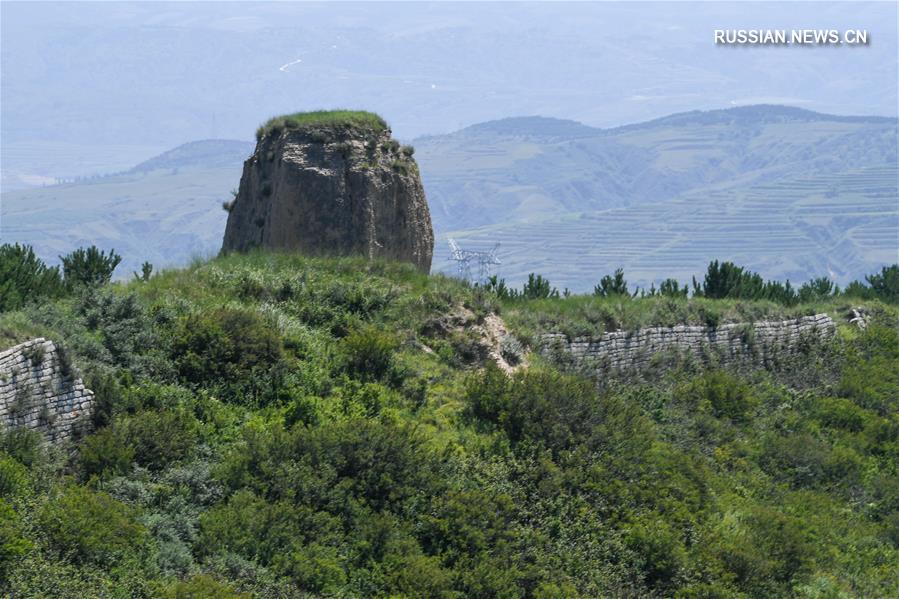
[
  {"x1": 539, "y1": 314, "x2": 835, "y2": 377},
  {"x1": 0, "y1": 338, "x2": 94, "y2": 444}
]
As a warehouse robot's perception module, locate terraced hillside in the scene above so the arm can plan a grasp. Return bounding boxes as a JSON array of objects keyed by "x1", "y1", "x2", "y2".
[
  {"x1": 421, "y1": 107, "x2": 897, "y2": 290},
  {"x1": 432, "y1": 164, "x2": 898, "y2": 291}
]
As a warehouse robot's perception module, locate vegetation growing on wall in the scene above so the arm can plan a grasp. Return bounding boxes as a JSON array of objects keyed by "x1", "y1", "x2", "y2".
[{"x1": 255, "y1": 110, "x2": 389, "y2": 141}]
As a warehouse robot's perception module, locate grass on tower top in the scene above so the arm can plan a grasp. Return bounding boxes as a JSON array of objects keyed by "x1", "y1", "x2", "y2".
[{"x1": 256, "y1": 110, "x2": 388, "y2": 141}]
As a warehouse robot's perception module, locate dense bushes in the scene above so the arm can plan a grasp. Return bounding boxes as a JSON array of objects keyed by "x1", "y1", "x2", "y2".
[
  {"x1": 593, "y1": 268, "x2": 631, "y2": 297},
  {"x1": 1, "y1": 252, "x2": 897, "y2": 597},
  {"x1": 465, "y1": 364, "x2": 602, "y2": 453},
  {"x1": 38, "y1": 486, "x2": 147, "y2": 566},
  {"x1": 679, "y1": 370, "x2": 758, "y2": 422},
  {"x1": 170, "y1": 308, "x2": 284, "y2": 404},
  {"x1": 693, "y1": 261, "x2": 899, "y2": 306},
  {"x1": 340, "y1": 325, "x2": 399, "y2": 382}
]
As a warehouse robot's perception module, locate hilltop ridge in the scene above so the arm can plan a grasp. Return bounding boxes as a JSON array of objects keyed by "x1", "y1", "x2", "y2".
[
  {"x1": 604, "y1": 104, "x2": 898, "y2": 133},
  {"x1": 129, "y1": 140, "x2": 254, "y2": 173}
]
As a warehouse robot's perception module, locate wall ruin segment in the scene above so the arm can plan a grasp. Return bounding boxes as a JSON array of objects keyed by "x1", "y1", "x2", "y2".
[
  {"x1": 0, "y1": 338, "x2": 94, "y2": 444},
  {"x1": 538, "y1": 314, "x2": 835, "y2": 376}
]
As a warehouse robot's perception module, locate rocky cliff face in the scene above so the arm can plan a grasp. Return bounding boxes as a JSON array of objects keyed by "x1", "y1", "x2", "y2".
[
  {"x1": 1, "y1": 338, "x2": 94, "y2": 444},
  {"x1": 221, "y1": 123, "x2": 434, "y2": 272},
  {"x1": 539, "y1": 314, "x2": 835, "y2": 377}
]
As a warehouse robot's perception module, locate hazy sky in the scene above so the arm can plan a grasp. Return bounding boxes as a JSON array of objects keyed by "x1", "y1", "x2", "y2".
[{"x1": 1, "y1": 1, "x2": 897, "y2": 179}]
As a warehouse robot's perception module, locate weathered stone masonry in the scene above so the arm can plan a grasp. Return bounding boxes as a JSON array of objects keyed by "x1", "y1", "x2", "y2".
[
  {"x1": 539, "y1": 314, "x2": 835, "y2": 376},
  {"x1": 0, "y1": 338, "x2": 94, "y2": 443}
]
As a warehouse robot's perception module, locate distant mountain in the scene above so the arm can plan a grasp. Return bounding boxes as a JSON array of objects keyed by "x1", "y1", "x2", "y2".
[
  {"x1": 416, "y1": 106, "x2": 897, "y2": 290},
  {"x1": 1, "y1": 106, "x2": 896, "y2": 291},
  {"x1": 0, "y1": 141, "x2": 247, "y2": 278},
  {"x1": 129, "y1": 140, "x2": 253, "y2": 173},
  {"x1": 416, "y1": 105, "x2": 898, "y2": 232},
  {"x1": 609, "y1": 105, "x2": 898, "y2": 132},
  {"x1": 450, "y1": 116, "x2": 600, "y2": 139}
]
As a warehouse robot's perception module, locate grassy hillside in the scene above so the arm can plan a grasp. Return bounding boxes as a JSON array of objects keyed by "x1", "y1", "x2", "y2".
[{"x1": 1, "y1": 252, "x2": 897, "y2": 597}]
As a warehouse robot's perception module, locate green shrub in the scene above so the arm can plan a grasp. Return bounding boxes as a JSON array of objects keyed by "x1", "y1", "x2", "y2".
[
  {"x1": 198, "y1": 489, "x2": 344, "y2": 584},
  {"x1": 38, "y1": 486, "x2": 147, "y2": 566},
  {"x1": 759, "y1": 433, "x2": 829, "y2": 488},
  {"x1": 284, "y1": 395, "x2": 320, "y2": 428},
  {"x1": 171, "y1": 308, "x2": 284, "y2": 398},
  {"x1": 71, "y1": 288, "x2": 162, "y2": 375},
  {"x1": 681, "y1": 370, "x2": 758, "y2": 422},
  {"x1": 219, "y1": 419, "x2": 440, "y2": 514},
  {"x1": 122, "y1": 409, "x2": 199, "y2": 471},
  {"x1": 625, "y1": 516, "x2": 687, "y2": 589},
  {"x1": 713, "y1": 506, "x2": 815, "y2": 594},
  {"x1": 798, "y1": 276, "x2": 837, "y2": 303},
  {"x1": 465, "y1": 363, "x2": 602, "y2": 453},
  {"x1": 0, "y1": 455, "x2": 29, "y2": 498},
  {"x1": 133, "y1": 261, "x2": 154, "y2": 282},
  {"x1": 814, "y1": 397, "x2": 869, "y2": 433},
  {"x1": 838, "y1": 324, "x2": 899, "y2": 415},
  {"x1": 694, "y1": 260, "x2": 799, "y2": 305},
  {"x1": 419, "y1": 490, "x2": 516, "y2": 567},
  {"x1": 78, "y1": 427, "x2": 134, "y2": 481},
  {"x1": 864, "y1": 264, "x2": 899, "y2": 303},
  {"x1": 275, "y1": 543, "x2": 347, "y2": 594},
  {"x1": 160, "y1": 574, "x2": 250, "y2": 598},
  {"x1": 340, "y1": 326, "x2": 399, "y2": 382},
  {"x1": 443, "y1": 329, "x2": 488, "y2": 367},
  {"x1": 661, "y1": 278, "x2": 689, "y2": 298},
  {"x1": 0, "y1": 500, "x2": 32, "y2": 581},
  {"x1": 522, "y1": 273, "x2": 559, "y2": 299},
  {"x1": 0, "y1": 428, "x2": 44, "y2": 469}
]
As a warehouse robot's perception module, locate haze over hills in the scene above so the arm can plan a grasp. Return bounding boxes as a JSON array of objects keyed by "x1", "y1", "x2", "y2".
[
  {"x1": 2, "y1": 2, "x2": 896, "y2": 189},
  {"x1": 1, "y1": 105, "x2": 896, "y2": 291},
  {"x1": 0, "y1": 140, "x2": 249, "y2": 277}
]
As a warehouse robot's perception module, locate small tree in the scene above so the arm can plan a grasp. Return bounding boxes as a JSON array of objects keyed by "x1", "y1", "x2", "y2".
[
  {"x1": 659, "y1": 278, "x2": 688, "y2": 298},
  {"x1": 798, "y1": 277, "x2": 836, "y2": 303},
  {"x1": 521, "y1": 273, "x2": 558, "y2": 300},
  {"x1": 133, "y1": 261, "x2": 153, "y2": 282},
  {"x1": 593, "y1": 268, "x2": 630, "y2": 297},
  {"x1": 0, "y1": 243, "x2": 65, "y2": 311},
  {"x1": 483, "y1": 275, "x2": 515, "y2": 300},
  {"x1": 866, "y1": 264, "x2": 899, "y2": 304},
  {"x1": 60, "y1": 246, "x2": 122, "y2": 289}
]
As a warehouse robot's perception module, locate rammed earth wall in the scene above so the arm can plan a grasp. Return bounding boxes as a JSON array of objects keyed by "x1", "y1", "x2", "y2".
[
  {"x1": 0, "y1": 338, "x2": 93, "y2": 443},
  {"x1": 539, "y1": 314, "x2": 835, "y2": 376}
]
